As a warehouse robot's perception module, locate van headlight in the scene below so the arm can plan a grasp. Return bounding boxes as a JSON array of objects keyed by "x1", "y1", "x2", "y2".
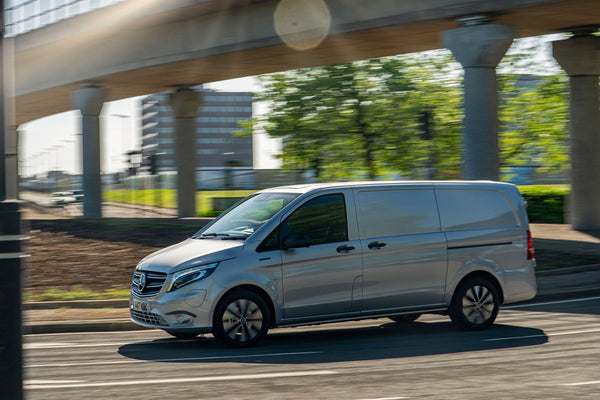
[{"x1": 167, "y1": 262, "x2": 218, "y2": 292}]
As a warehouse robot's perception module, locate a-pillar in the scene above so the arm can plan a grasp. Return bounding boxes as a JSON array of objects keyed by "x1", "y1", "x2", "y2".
[
  {"x1": 443, "y1": 20, "x2": 515, "y2": 180},
  {"x1": 553, "y1": 30, "x2": 600, "y2": 230},
  {"x1": 169, "y1": 86, "x2": 203, "y2": 218},
  {"x1": 71, "y1": 84, "x2": 107, "y2": 218}
]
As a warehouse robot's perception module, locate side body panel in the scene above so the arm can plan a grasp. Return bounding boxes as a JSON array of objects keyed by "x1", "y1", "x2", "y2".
[{"x1": 355, "y1": 187, "x2": 448, "y2": 313}]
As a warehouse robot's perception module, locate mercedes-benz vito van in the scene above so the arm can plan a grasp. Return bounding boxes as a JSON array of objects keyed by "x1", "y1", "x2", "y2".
[{"x1": 130, "y1": 181, "x2": 536, "y2": 347}]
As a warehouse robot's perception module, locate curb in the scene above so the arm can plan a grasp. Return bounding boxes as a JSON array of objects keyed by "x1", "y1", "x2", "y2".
[
  {"x1": 24, "y1": 299, "x2": 130, "y2": 310},
  {"x1": 23, "y1": 319, "x2": 152, "y2": 334}
]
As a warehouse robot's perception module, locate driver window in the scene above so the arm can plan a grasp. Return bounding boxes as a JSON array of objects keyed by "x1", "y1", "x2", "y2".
[
  {"x1": 256, "y1": 193, "x2": 348, "y2": 252},
  {"x1": 285, "y1": 193, "x2": 348, "y2": 246}
]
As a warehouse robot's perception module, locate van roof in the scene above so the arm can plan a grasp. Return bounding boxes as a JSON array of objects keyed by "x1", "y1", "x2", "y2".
[{"x1": 259, "y1": 180, "x2": 517, "y2": 194}]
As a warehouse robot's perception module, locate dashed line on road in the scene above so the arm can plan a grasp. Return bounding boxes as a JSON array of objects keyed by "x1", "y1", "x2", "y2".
[
  {"x1": 26, "y1": 351, "x2": 323, "y2": 368},
  {"x1": 562, "y1": 380, "x2": 600, "y2": 386},
  {"x1": 483, "y1": 328, "x2": 600, "y2": 342},
  {"x1": 25, "y1": 370, "x2": 339, "y2": 390}
]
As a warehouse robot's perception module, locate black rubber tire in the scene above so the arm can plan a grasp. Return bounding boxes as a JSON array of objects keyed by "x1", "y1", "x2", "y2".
[
  {"x1": 389, "y1": 313, "x2": 421, "y2": 323},
  {"x1": 449, "y1": 276, "x2": 500, "y2": 331},
  {"x1": 212, "y1": 290, "x2": 271, "y2": 347}
]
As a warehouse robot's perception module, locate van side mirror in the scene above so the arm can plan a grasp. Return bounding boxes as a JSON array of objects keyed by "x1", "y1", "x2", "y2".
[{"x1": 282, "y1": 233, "x2": 311, "y2": 250}]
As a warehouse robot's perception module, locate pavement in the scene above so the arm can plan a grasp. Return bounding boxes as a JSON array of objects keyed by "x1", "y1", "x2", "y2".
[{"x1": 18, "y1": 202, "x2": 600, "y2": 335}]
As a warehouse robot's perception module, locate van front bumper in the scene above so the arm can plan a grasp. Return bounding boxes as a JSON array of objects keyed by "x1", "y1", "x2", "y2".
[{"x1": 129, "y1": 286, "x2": 216, "y2": 332}]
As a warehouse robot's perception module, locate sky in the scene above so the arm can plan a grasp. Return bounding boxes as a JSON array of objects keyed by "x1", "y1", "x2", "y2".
[{"x1": 19, "y1": 76, "x2": 281, "y2": 177}]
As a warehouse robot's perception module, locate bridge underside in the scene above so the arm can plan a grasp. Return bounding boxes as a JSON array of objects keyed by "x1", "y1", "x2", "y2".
[{"x1": 14, "y1": 0, "x2": 600, "y2": 124}]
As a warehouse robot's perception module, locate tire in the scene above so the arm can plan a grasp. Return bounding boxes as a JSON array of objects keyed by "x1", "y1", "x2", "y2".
[
  {"x1": 212, "y1": 290, "x2": 271, "y2": 347},
  {"x1": 389, "y1": 313, "x2": 421, "y2": 323},
  {"x1": 449, "y1": 277, "x2": 500, "y2": 331}
]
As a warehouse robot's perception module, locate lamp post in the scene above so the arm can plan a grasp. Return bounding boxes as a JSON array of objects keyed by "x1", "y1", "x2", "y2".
[{"x1": 0, "y1": 0, "x2": 25, "y2": 397}]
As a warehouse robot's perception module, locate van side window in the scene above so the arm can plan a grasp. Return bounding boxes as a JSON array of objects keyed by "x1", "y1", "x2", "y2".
[
  {"x1": 256, "y1": 193, "x2": 348, "y2": 252},
  {"x1": 436, "y1": 189, "x2": 519, "y2": 230},
  {"x1": 285, "y1": 193, "x2": 348, "y2": 246},
  {"x1": 357, "y1": 189, "x2": 441, "y2": 238}
]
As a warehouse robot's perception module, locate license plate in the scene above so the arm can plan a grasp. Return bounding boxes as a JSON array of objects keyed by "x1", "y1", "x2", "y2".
[{"x1": 131, "y1": 299, "x2": 150, "y2": 313}]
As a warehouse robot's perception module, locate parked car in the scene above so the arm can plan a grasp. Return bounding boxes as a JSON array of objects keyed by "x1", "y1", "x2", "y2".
[
  {"x1": 70, "y1": 190, "x2": 84, "y2": 202},
  {"x1": 49, "y1": 191, "x2": 76, "y2": 205},
  {"x1": 130, "y1": 181, "x2": 537, "y2": 347}
]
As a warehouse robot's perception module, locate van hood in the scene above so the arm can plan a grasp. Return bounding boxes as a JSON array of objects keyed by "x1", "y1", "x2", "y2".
[{"x1": 135, "y1": 238, "x2": 244, "y2": 274}]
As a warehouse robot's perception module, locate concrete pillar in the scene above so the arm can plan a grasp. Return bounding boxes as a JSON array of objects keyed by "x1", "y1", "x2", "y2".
[
  {"x1": 71, "y1": 84, "x2": 107, "y2": 218},
  {"x1": 443, "y1": 22, "x2": 515, "y2": 180},
  {"x1": 553, "y1": 32, "x2": 600, "y2": 230},
  {"x1": 169, "y1": 87, "x2": 203, "y2": 218}
]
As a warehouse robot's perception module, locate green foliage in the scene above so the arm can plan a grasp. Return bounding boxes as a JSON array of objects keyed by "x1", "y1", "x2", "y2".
[
  {"x1": 499, "y1": 75, "x2": 569, "y2": 174},
  {"x1": 519, "y1": 185, "x2": 570, "y2": 223},
  {"x1": 253, "y1": 51, "x2": 464, "y2": 180},
  {"x1": 250, "y1": 38, "x2": 571, "y2": 181}
]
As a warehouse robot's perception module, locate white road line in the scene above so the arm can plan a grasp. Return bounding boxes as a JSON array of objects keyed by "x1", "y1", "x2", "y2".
[
  {"x1": 503, "y1": 296, "x2": 600, "y2": 309},
  {"x1": 25, "y1": 370, "x2": 338, "y2": 390},
  {"x1": 562, "y1": 380, "x2": 600, "y2": 386},
  {"x1": 24, "y1": 342, "x2": 126, "y2": 350},
  {"x1": 25, "y1": 380, "x2": 84, "y2": 385},
  {"x1": 484, "y1": 328, "x2": 600, "y2": 342},
  {"x1": 26, "y1": 351, "x2": 323, "y2": 368}
]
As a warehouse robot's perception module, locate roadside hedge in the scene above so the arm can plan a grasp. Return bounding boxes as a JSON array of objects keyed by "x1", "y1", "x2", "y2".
[{"x1": 518, "y1": 185, "x2": 569, "y2": 224}]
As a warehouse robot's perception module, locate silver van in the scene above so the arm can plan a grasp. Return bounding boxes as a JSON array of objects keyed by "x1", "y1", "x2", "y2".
[{"x1": 130, "y1": 181, "x2": 536, "y2": 347}]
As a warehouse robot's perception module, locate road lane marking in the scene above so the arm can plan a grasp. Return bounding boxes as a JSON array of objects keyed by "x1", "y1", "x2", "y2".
[
  {"x1": 504, "y1": 296, "x2": 600, "y2": 309},
  {"x1": 484, "y1": 328, "x2": 600, "y2": 342},
  {"x1": 25, "y1": 370, "x2": 338, "y2": 389},
  {"x1": 26, "y1": 351, "x2": 323, "y2": 368},
  {"x1": 24, "y1": 342, "x2": 125, "y2": 350},
  {"x1": 562, "y1": 380, "x2": 600, "y2": 386},
  {"x1": 25, "y1": 380, "x2": 84, "y2": 385}
]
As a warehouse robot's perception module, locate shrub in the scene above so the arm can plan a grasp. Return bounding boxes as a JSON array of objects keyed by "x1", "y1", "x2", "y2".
[{"x1": 518, "y1": 185, "x2": 569, "y2": 224}]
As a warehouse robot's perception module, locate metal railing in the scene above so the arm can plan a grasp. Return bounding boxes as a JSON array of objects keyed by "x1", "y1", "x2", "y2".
[{"x1": 5, "y1": 0, "x2": 125, "y2": 36}]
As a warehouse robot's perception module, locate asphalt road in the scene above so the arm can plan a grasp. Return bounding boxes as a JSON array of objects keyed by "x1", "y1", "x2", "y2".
[{"x1": 24, "y1": 296, "x2": 600, "y2": 400}]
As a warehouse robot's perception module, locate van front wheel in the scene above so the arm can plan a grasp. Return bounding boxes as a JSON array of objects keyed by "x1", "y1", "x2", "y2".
[
  {"x1": 213, "y1": 290, "x2": 270, "y2": 347},
  {"x1": 449, "y1": 277, "x2": 499, "y2": 331}
]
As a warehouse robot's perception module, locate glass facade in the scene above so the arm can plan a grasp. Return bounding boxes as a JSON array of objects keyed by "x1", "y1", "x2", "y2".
[
  {"x1": 141, "y1": 86, "x2": 253, "y2": 172},
  {"x1": 5, "y1": 0, "x2": 126, "y2": 36}
]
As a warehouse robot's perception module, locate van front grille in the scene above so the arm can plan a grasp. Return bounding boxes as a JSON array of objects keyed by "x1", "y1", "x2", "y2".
[
  {"x1": 131, "y1": 270, "x2": 167, "y2": 298},
  {"x1": 131, "y1": 310, "x2": 168, "y2": 326}
]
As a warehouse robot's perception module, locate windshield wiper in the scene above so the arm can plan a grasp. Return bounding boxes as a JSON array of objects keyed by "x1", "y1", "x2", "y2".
[
  {"x1": 195, "y1": 232, "x2": 230, "y2": 239},
  {"x1": 220, "y1": 235, "x2": 248, "y2": 240}
]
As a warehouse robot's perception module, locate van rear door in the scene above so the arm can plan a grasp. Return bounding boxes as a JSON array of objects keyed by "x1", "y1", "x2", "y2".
[{"x1": 355, "y1": 187, "x2": 447, "y2": 313}]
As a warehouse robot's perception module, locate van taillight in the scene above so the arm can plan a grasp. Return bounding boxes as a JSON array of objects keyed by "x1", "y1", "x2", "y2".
[{"x1": 527, "y1": 230, "x2": 535, "y2": 260}]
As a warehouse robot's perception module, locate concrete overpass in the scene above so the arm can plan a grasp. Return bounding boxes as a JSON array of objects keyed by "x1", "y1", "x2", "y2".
[{"x1": 11, "y1": 0, "x2": 600, "y2": 228}]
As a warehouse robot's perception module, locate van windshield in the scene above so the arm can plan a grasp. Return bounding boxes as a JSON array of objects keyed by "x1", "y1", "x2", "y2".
[{"x1": 194, "y1": 192, "x2": 299, "y2": 239}]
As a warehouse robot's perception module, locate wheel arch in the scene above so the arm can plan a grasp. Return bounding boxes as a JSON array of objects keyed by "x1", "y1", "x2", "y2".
[
  {"x1": 215, "y1": 284, "x2": 277, "y2": 328},
  {"x1": 453, "y1": 270, "x2": 505, "y2": 305}
]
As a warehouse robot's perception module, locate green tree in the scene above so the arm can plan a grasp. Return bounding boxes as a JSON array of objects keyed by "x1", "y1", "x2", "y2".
[
  {"x1": 252, "y1": 51, "x2": 464, "y2": 180},
  {"x1": 499, "y1": 74, "x2": 569, "y2": 175}
]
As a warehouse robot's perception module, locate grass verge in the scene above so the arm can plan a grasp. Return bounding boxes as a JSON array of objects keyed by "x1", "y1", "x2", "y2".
[{"x1": 25, "y1": 287, "x2": 131, "y2": 302}]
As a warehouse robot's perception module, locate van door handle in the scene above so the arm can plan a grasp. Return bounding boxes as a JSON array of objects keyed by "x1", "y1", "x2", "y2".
[
  {"x1": 368, "y1": 241, "x2": 386, "y2": 250},
  {"x1": 336, "y1": 245, "x2": 356, "y2": 253}
]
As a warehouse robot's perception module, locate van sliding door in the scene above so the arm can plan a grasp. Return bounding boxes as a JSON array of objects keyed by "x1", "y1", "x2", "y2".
[{"x1": 356, "y1": 188, "x2": 447, "y2": 313}]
